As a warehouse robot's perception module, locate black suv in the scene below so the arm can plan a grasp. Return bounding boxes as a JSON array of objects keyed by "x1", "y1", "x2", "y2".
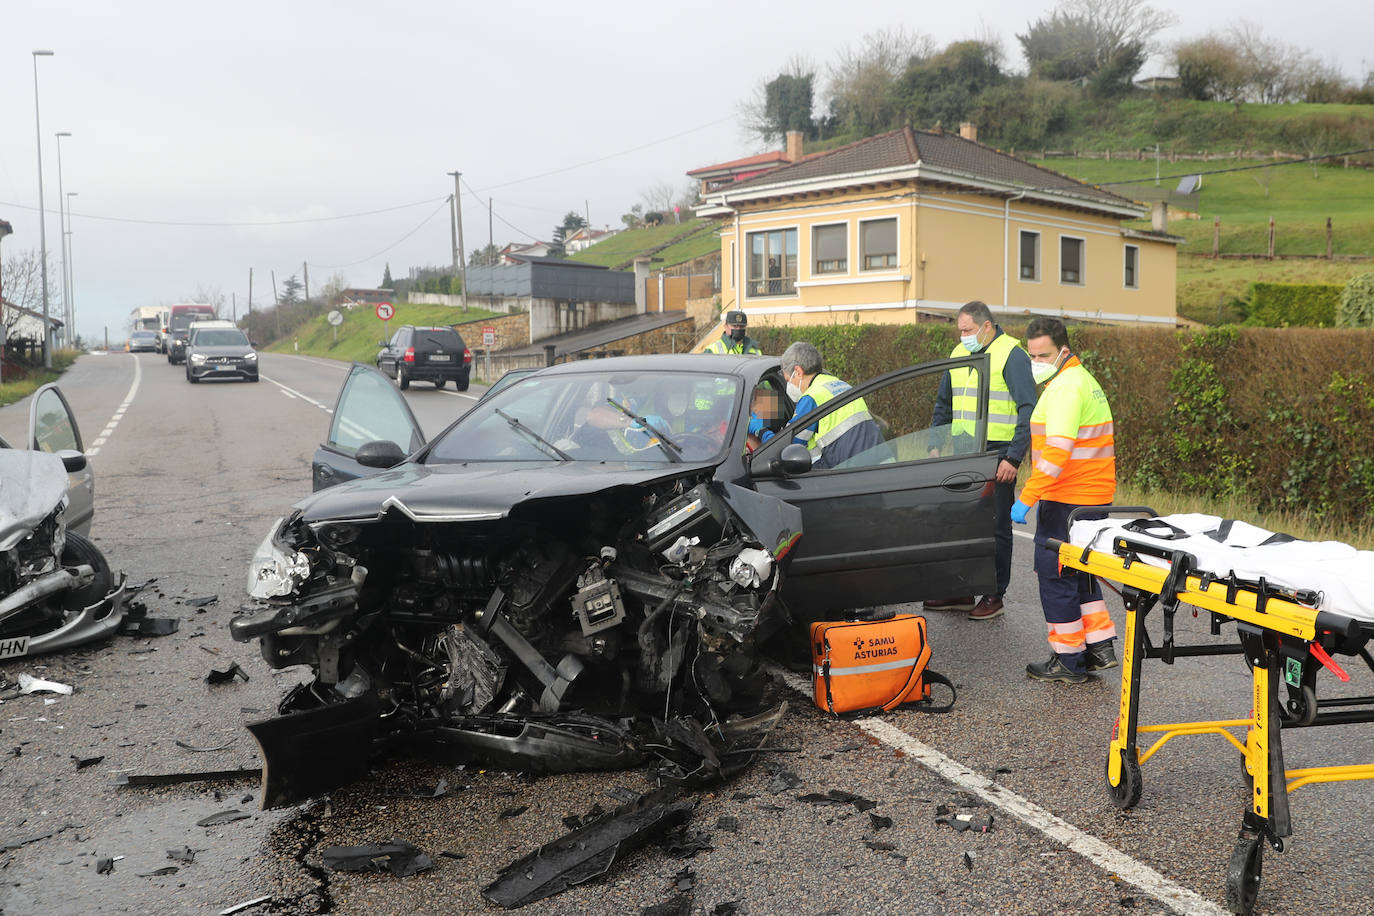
[{"x1": 376, "y1": 325, "x2": 472, "y2": 390}]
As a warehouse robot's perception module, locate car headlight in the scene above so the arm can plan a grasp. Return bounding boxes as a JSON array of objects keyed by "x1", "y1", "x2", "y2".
[
  {"x1": 245, "y1": 352, "x2": 258, "y2": 361},
  {"x1": 246, "y1": 519, "x2": 311, "y2": 599},
  {"x1": 190, "y1": 353, "x2": 206, "y2": 364}
]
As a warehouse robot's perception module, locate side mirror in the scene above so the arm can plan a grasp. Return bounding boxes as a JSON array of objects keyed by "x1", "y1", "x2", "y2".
[
  {"x1": 58, "y1": 449, "x2": 88, "y2": 473},
  {"x1": 770, "y1": 443, "x2": 812, "y2": 477},
  {"x1": 250, "y1": 341, "x2": 260, "y2": 348},
  {"x1": 355, "y1": 439, "x2": 407, "y2": 469},
  {"x1": 378, "y1": 340, "x2": 389, "y2": 347}
]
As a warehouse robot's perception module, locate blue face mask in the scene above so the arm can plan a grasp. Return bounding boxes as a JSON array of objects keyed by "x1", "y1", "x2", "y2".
[{"x1": 960, "y1": 333, "x2": 981, "y2": 352}]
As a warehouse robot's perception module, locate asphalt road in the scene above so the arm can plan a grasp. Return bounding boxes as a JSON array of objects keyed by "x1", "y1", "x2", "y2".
[{"x1": 0, "y1": 352, "x2": 1369, "y2": 916}]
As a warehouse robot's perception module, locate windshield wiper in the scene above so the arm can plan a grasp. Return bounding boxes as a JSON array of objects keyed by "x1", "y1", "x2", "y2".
[
  {"x1": 495, "y1": 408, "x2": 574, "y2": 461},
  {"x1": 604, "y1": 398, "x2": 682, "y2": 463}
]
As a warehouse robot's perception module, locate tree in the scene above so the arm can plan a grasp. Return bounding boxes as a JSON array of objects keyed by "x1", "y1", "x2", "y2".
[
  {"x1": 1174, "y1": 35, "x2": 1248, "y2": 101},
  {"x1": 1019, "y1": 0, "x2": 1175, "y2": 93},
  {"x1": 549, "y1": 211, "x2": 588, "y2": 259},
  {"x1": 468, "y1": 243, "x2": 501, "y2": 266},
  {"x1": 826, "y1": 27, "x2": 933, "y2": 136},
  {"x1": 640, "y1": 181, "x2": 676, "y2": 214},
  {"x1": 621, "y1": 203, "x2": 644, "y2": 229},
  {"x1": 381, "y1": 263, "x2": 393, "y2": 289},
  {"x1": 318, "y1": 272, "x2": 348, "y2": 307},
  {"x1": 896, "y1": 39, "x2": 1005, "y2": 130},
  {"x1": 1, "y1": 247, "x2": 57, "y2": 341},
  {"x1": 279, "y1": 275, "x2": 303, "y2": 306},
  {"x1": 739, "y1": 55, "x2": 817, "y2": 144}
]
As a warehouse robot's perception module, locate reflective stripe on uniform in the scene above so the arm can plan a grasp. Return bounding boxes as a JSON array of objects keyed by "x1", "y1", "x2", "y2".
[
  {"x1": 1021, "y1": 357, "x2": 1115, "y2": 507},
  {"x1": 803, "y1": 374, "x2": 879, "y2": 466},
  {"x1": 947, "y1": 334, "x2": 1023, "y2": 441}
]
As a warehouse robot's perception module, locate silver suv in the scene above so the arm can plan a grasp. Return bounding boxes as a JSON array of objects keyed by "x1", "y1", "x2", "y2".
[{"x1": 185, "y1": 324, "x2": 259, "y2": 383}]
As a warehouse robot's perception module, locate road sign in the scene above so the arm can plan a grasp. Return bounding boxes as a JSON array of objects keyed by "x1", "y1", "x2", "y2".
[
  {"x1": 375, "y1": 301, "x2": 395, "y2": 321},
  {"x1": 482, "y1": 326, "x2": 496, "y2": 347},
  {"x1": 327, "y1": 310, "x2": 344, "y2": 327}
]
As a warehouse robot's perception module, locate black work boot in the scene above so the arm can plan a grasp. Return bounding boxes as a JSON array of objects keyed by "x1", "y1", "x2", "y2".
[
  {"x1": 1026, "y1": 654, "x2": 1090, "y2": 684},
  {"x1": 1086, "y1": 640, "x2": 1118, "y2": 671}
]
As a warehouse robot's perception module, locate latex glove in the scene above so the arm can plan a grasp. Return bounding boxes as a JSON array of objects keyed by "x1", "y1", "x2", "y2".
[
  {"x1": 748, "y1": 414, "x2": 765, "y2": 436},
  {"x1": 1010, "y1": 500, "x2": 1031, "y2": 525}
]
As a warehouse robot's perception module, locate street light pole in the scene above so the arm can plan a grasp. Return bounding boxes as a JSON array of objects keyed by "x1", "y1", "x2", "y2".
[
  {"x1": 0, "y1": 218, "x2": 12, "y2": 382},
  {"x1": 32, "y1": 50, "x2": 55, "y2": 369},
  {"x1": 54, "y1": 131, "x2": 70, "y2": 348},
  {"x1": 65, "y1": 192, "x2": 77, "y2": 345}
]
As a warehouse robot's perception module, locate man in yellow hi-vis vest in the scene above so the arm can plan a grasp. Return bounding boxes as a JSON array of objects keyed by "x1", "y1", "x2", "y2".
[
  {"x1": 704, "y1": 310, "x2": 762, "y2": 355},
  {"x1": 749, "y1": 341, "x2": 885, "y2": 470},
  {"x1": 925, "y1": 301, "x2": 1036, "y2": 621}
]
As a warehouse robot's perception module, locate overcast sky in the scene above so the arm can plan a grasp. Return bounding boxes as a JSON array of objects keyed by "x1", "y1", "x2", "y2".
[{"x1": 2, "y1": 0, "x2": 1369, "y2": 342}]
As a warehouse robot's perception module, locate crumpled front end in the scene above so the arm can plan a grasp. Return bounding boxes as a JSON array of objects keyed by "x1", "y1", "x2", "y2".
[{"x1": 233, "y1": 476, "x2": 802, "y2": 807}]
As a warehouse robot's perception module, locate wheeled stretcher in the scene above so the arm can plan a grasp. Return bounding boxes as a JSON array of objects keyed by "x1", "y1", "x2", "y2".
[{"x1": 1050, "y1": 509, "x2": 1374, "y2": 915}]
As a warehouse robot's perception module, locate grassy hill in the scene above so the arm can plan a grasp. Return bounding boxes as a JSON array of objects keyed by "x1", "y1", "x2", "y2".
[
  {"x1": 568, "y1": 218, "x2": 719, "y2": 270},
  {"x1": 265, "y1": 301, "x2": 504, "y2": 363}
]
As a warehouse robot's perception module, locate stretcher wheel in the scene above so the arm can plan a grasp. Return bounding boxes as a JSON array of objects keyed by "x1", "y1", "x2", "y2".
[
  {"x1": 1225, "y1": 831, "x2": 1263, "y2": 914},
  {"x1": 1105, "y1": 748, "x2": 1142, "y2": 809}
]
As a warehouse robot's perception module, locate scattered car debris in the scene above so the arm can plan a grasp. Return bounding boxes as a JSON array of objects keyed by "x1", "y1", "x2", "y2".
[
  {"x1": 186, "y1": 595, "x2": 219, "y2": 608},
  {"x1": 764, "y1": 762, "x2": 802, "y2": 794},
  {"x1": 864, "y1": 838, "x2": 898, "y2": 852},
  {"x1": 711, "y1": 903, "x2": 741, "y2": 915},
  {"x1": 175, "y1": 737, "x2": 238, "y2": 753},
  {"x1": 167, "y1": 846, "x2": 197, "y2": 864},
  {"x1": 798, "y1": 789, "x2": 878, "y2": 812},
  {"x1": 673, "y1": 866, "x2": 696, "y2": 892},
  {"x1": 934, "y1": 802, "x2": 995, "y2": 833},
  {"x1": 196, "y1": 810, "x2": 251, "y2": 827},
  {"x1": 0, "y1": 830, "x2": 54, "y2": 852},
  {"x1": 137, "y1": 866, "x2": 179, "y2": 877},
  {"x1": 498, "y1": 805, "x2": 528, "y2": 820},
  {"x1": 113, "y1": 768, "x2": 261, "y2": 788},
  {"x1": 963, "y1": 851, "x2": 976, "y2": 870},
  {"x1": 869, "y1": 813, "x2": 893, "y2": 830},
  {"x1": 642, "y1": 895, "x2": 692, "y2": 916},
  {"x1": 72, "y1": 754, "x2": 105, "y2": 769},
  {"x1": 218, "y1": 894, "x2": 273, "y2": 915},
  {"x1": 438, "y1": 850, "x2": 466, "y2": 860},
  {"x1": 17, "y1": 673, "x2": 73, "y2": 696},
  {"x1": 115, "y1": 601, "x2": 179, "y2": 638},
  {"x1": 319, "y1": 840, "x2": 434, "y2": 877},
  {"x1": 715, "y1": 816, "x2": 738, "y2": 833},
  {"x1": 96, "y1": 856, "x2": 115, "y2": 874},
  {"x1": 483, "y1": 790, "x2": 694, "y2": 908},
  {"x1": 661, "y1": 826, "x2": 712, "y2": 859},
  {"x1": 205, "y1": 663, "x2": 249, "y2": 685}
]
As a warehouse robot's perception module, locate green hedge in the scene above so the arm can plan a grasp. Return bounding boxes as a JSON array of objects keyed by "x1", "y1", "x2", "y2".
[
  {"x1": 746, "y1": 322, "x2": 1374, "y2": 526},
  {"x1": 1245, "y1": 282, "x2": 1342, "y2": 327},
  {"x1": 1338, "y1": 273, "x2": 1374, "y2": 328}
]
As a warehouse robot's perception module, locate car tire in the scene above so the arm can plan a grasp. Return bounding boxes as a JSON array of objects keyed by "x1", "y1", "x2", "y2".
[
  {"x1": 456, "y1": 376, "x2": 470, "y2": 392},
  {"x1": 434, "y1": 378, "x2": 445, "y2": 389},
  {"x1": 187, "y1": 371, "x2": 199, "y2": 383},
  {"x1": 248, "y1": 375, "x2": 259, "y2": 383},
  {"x1": 397, "y1": 367, "x2": 410, "y2": 390},
  {"x1": 60, "y1": 531, "x2": 114, "y2": 612}
]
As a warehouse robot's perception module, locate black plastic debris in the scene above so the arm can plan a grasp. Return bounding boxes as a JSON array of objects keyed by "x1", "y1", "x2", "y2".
[
  {"x1": 763, "y1": 762, "x2": 801, "y2": 794},
  {"x1": 205, "y1": 663, "x2": 249, "y2": 685},
  {"x1": 642, "y1": 896, "x2": 692, "y2": 916},
  {"x1": 715, "y1": 816, "x2": 739, "y2": 833},
  {"x1": 186, "y1": 595, "x2": 219, "y2": 608},
  {"x1": 439, "y1": 850, "x2": 466, "y2": 861},
  {"x1": 864, "y1": 838, "x2": 897, "y2": 852},
  {"x1": 113, "y1": 768, "x2": 260, "y2": 788},
  {"x1": 606, "y1": 786, "x2": 641, "y2": 804},
  {"x1": 167, "y1": 846, "x2": 197, "y2": 864},
  {"x1": 175, "y1": 738, "x2": 238, "y2": 753},
  {"x1": 483, "y1": 791, "x2": 694, "y2": 908},
  {"x1": 73, "y1": 755, "x2": 105, "y2": 770},
  {"x1": 138, "y1": 866, "x2": 179, "y2": 877},
  {"x1": 661, "y1": 826, "x2": 712, "y2": 859},
  {"x1": 320, "y1": 840, "x2": 434, "y2": 877},
  {"x1": 869, "y1": 813, "x2": 893, "y2": 830},
  {"x1": 0, "y1": 830, "x2": 54, "y2": 852},
  {"x1": 730, "y1": 792, "x2": 756, "y2": 802},
  {"x1": 96, "y1": 857, "x2": 115, "y2": 875},
  {"x1": 797, "y1": 789, "x2": 877, "y2": 813},
  {"x1": 963, "y1": 851, "x2": 975, "y2": 870},
  {"x1": 499, "y1": 805, "x2": 528, "y2": 820},
  {"x1": 196, "y1": 810, "x2": 251, "y2": 827},
  {"x1": 712, "y1": 903, "x2": 741, "y2": 915},
  {"x1": 116, "y1": 602, "x2": 179, "y2": 638},
  {"x1": 674, "y1": 866, "x2": 695, "y2": 892}
]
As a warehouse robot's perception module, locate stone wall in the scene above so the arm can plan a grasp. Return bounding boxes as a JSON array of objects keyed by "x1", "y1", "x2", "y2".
[{"x1": 452, "y1": 312, "x2": 530, "y2": 350}]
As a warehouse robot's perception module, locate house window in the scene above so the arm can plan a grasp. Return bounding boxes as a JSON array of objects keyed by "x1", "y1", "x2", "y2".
[
  {"x1": 813, "y1": 224, "x2": 847, "y2": 274},
  {"x1": 1060, "y1": 236, "x2": 1085, "y2": 285},
  {"x1": 747, "y1": 228, "x2": 797, "y2": 297},
  {"x1": 860, "y1": 218, "x2": 897, "y2": 270},
  {"x1": 1019, "y1": 230, "x2": 1040, "y2": 281},
  {"x1": 1123, "y1": 244, "x2": 1139, "y2": 289}
]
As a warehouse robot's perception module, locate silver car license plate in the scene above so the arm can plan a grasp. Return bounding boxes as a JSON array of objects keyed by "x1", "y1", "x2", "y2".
[
  {"x1": 428, "y1": 354, "x2": 451, "y2": 362},
  {"x1": 0, "y1": 635, "x2": 31, "y2": 659}
]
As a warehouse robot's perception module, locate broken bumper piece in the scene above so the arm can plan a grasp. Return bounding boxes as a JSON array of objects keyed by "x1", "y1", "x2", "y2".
[{"x1": 246, "y1": 691, "x2": 381, "y2": 809}]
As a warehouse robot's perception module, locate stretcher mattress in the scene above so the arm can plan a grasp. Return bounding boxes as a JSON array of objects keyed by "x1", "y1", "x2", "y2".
[{"x1": 1068, "y1": 513, "x2": 1374, "y2": 624}]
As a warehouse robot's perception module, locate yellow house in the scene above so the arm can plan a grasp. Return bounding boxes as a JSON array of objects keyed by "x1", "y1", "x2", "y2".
[{"x1": 693, "y1": 126, "x2": 1179, "y2": 338}]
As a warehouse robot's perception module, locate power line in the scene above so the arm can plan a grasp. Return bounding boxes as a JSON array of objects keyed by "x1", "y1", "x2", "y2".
[
  {"x1": 0, "y1": 195, "x2": 449, "y2": 227},
  {"x1": 308, "y1": 198, "x2": 451, "y2": 269},
  {"x1": 460, "y1": 176, "x2": 541, "y2": 243}
]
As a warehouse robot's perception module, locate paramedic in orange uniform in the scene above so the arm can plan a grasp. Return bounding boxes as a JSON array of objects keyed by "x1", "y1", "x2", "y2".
[{"x1": 1010, "y1": 317, "x2": 1117, "y2": 684}]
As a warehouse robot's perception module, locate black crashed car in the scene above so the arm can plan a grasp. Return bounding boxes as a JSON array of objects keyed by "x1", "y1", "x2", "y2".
[
  {"x1": 233, "y1": 353, "x2": 997, "y2": 806},
  {"x1": 185, "y1": 327, "x2": 259, "y2": 383},
  {"x1": 376, "y1": 325, "x2": 472, "y2": 391}
]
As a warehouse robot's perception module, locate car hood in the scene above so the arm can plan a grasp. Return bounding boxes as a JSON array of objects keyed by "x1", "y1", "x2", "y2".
[
  {"x1": 297, "y1": 459, "x2": 719, "y2": 524},
  {"x1": 192, "y1": 345, "x2": 254, "y2": 357},
  {"x1": 0, "y1": 450, "x2": 69, "y2": 550}
]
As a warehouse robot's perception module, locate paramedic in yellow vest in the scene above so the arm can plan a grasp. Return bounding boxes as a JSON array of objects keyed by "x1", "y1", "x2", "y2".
[
  {"x1": 924, "y1": 301, "x2": 1037, "y2": 622},
  {"x1": 749, "y1": 341, "x2": 885, "y2": 470},
  {"x1": 704, "y1": 310, "x2": 762, "y2": 355},
  {"x1": 1010, "y1": 317, "x2": 1117, "y2": 684}
]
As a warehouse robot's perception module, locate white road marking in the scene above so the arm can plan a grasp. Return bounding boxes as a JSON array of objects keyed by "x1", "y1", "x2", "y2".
[
  {"x1": 775, "y1": 669, "x2": 1228, "y2": 916},
  {"x1": 437, "y1": 388, "x2": 480, "y2": 400},
  {"x1": 260, "y1": 374, "x2": 332, "y2": 413},
  {"x1": 279, "y1": 389, "x2": 297, "y2": 400},
  {"x1": 86, "y1": 352, "x2": 142, "y2": 457}
]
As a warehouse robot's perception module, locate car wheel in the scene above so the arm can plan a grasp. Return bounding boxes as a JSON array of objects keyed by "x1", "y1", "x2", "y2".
[
  {"x1": 188, "y1": 371, "x2": 199, "y2": 383},
  {"x1": 397, "y1": 368, "x2": 410, "y2": 390},
  {"x1": 456, "y1": 376, "x2": 470, "y2": 392},
  {"x1": 248, "y1": 375, "x2": 259, "y2": 383},
  {"x1": 434, "y1": 378, "x2": 445, "y2": 389},
  {"x1": 60, "y1": 531, "x2": 114, "y2": 612}
]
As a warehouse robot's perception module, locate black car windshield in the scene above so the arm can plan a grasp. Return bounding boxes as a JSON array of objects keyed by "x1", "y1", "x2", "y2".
[
  {"x1": 193, "y1": 330, "x2": 249, "y2": 346},
  {"x1": 425, "y1": 370, "x2": 741, "y2": 464}
]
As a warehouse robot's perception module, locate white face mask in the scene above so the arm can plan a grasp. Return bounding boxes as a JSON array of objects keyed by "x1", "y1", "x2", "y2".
[
  {"x1": 785, "y1": 372, "x2": 804, "y2": 401},
  {"x1": 1030, "y1": 359, "x2": 1058, "y2": 384},
  {"x1": 960, "y1": 333, "x2": 981, "y2": 352}
]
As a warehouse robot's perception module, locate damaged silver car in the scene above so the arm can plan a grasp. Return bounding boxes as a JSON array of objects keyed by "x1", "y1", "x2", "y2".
[
  {"x1": 233, "y1": 354, "x2": 999, "y2": 807},
  {"x1": 0, "y1": 384, "x2": 126, "y2": 660}
]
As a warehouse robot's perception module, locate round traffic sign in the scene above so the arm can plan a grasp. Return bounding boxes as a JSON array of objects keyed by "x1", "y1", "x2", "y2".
[
  {"x1": 327, "y1": 310, "x2": 344, "y2": 327},
  {"x1": 375, "y1": 301, "x2": 395, "y2": 321}
]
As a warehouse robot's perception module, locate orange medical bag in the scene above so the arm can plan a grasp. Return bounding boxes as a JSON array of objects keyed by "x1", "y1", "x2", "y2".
[{"x1": 810, "y1": 615, "x2": 955, "y2": 715}]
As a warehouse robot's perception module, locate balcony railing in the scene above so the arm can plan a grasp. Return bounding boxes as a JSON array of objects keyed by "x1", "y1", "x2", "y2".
[{"x1": 746, "y1": 277, "x2": 797, "y2": 297}]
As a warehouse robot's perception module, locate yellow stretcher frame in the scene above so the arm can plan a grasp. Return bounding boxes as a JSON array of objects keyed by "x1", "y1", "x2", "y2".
[{"x1": 1052, "y1": 520, "x2": 1374, "y2": 916}]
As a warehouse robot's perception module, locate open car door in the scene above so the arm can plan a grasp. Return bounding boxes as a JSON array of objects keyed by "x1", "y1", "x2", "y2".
[
  {"x1": 312, "y1": 364, "x2": 425, "y2": 491},
  {"x1": 29, "y1": 384, "x2": 94, "y2": 536},
  {"x1": 749, "y1": 355, "x2": 999, "y2": 616}
]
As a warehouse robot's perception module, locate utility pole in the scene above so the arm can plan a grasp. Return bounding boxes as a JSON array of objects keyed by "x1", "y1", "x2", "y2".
[
  {"x1": 303, "y1": 261, "x2": 310, "y2": 303},
  {"x1": 32, "y1": 50, "x2": 55, "y2": 369},
  {"x1": 232, "y1": 292, "x2": 237, "y2": 323},
  {"x1": 271, "y1": 270, "x2": 280, "y2": 338},
  {"x1": 247, "y1": 268, "x2": 254, "y2": 339},
  {"x1": 447, "y1": 171, "x2": 467, "y2": 308},
  {"x1": 488, "y1": 198, "x2": 493, "y2": 262},
  {"x1": 448, "y1": 193, "x2": 458, "y2": 281}
]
